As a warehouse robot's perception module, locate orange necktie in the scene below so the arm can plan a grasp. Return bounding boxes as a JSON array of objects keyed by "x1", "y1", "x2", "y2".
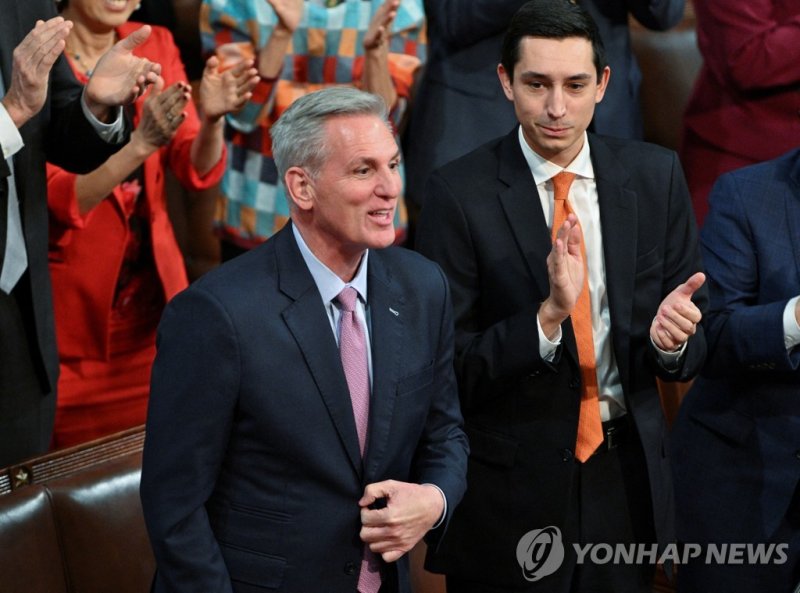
[{"x1": 550, "y1": 171, "x2": 603, "y2": 462}]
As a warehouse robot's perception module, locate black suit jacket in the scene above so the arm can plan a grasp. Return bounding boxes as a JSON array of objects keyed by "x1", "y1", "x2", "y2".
[
  {"x1": 415, "y1": 129, "x2": 706, "y2": 588},
  {"x1": 0, "y1": 0, "x2": 124, "y2": 400},
  {"x1": 140, "y1": 224, "x2": 469, "y2": 593}
]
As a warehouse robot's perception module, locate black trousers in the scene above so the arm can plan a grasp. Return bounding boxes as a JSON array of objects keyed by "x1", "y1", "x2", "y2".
[
  {"x1": 0, "y1": 272, "x2": 55, "y2": 467},
  {"x1": 448, "y1": 418, "x2": 656, "y2": 593}
]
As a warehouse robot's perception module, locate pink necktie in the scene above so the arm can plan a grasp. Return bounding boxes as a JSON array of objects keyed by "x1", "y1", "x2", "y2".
[{"x1": 336, "y1": 287, "x2": 381, "y2": 593}]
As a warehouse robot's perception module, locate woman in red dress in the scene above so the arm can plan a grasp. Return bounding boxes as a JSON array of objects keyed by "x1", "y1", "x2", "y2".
[{"x1": 47, "y1": 0, "x2": 257, "y2": 448}]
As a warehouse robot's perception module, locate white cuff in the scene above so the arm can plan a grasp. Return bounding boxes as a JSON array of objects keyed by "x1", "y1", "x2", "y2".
[
  {"x1": 783, "y1": 296, "x2": 800, "y2": 351},
  {"x1": 0, "y1": 102, "x2": 24, "y2": 160},
  {"x1": 80, "y1": 88, "x2": 125, "y2": 144},
  {"x1": 652, "y1": 337, "x2": 687, "y2": 370},
  {"x1": 537, "y1": 314, "x2": 561, "y2": 362},
  {"x1": 422, "y1": 483, "x2": 447, "y2": 530}
]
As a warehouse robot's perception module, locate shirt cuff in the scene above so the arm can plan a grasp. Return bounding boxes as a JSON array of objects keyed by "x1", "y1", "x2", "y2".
[
  {"x1": 0, "y1": 102, "x2": 24, "y2": 160},
  {"x1": 422, "y1": 483, "x2": 447, "y2": 530},
  {"x1": 783, "y1": 296, "x2": 800, "y2": 351},
  {"x1": 537, "y1": 314, "x2": 561, "y2": 362},
  {"x1": 651, "y1": 337, "x2": 687, "y2": 370},
  {"x1": 80, "y1": 88, "x2": 125, "y2": 144}
]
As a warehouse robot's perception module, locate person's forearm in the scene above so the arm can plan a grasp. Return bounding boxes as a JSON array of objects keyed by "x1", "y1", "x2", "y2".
[
  {"x1": 190, "y1": 117, "x2": 225, "y2": 177},
  {"x1": 74, "y1": 135, "x2": 153, "y2": 215},
  {"x1": 258, "y1": 26, "x2": 292, "y2": 79},
  {"x1": 363, "y1": 47, "x2": 396, "y2": 109}
]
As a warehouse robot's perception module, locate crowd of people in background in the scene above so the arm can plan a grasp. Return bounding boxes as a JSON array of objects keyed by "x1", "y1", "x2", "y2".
[{"x1": 0, "y1": 0, "x2": 797, "y2": 592}]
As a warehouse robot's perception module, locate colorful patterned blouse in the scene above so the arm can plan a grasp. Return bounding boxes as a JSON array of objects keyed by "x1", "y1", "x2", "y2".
[{"x1": 201, "y1": 0, "x2": 426, "y2": 248}]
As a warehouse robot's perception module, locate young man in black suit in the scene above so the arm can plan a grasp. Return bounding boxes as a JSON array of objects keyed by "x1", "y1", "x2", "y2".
[{"x1": 416, "y1": 1, "x2": 706, "y2": 591}]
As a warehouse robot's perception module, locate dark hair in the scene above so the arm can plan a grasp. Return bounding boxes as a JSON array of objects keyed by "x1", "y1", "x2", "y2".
[{"x1": 500, "y1": 0, "x2": 607, "y2": 82}]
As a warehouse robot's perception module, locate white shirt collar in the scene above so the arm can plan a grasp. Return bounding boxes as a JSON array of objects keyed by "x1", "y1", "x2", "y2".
[
  {"x1": 291, "y1": 222, "x2": 369, "y2": 306},
  {"x1": 517, "y1": 126, "x2": 595, "y2": 184}
]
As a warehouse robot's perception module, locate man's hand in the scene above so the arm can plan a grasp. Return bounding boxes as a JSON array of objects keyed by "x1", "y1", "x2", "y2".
[
  {"x1": 539, "y1": 214, "x2": 584, "y2": 339},
  {"x1": 359, "y1": 480, "x2": 444, "y2": 563},
  {"x1": 85, "y1": 25, "x2": 162, "y2": 121},
  {"x1": 2, "y1": 17, "x2": 72, "y2": 128},
  {"x1": 199, "y1": 56, "x2": 259, "y2": 122},
  {"x1": 364, "y1": 0, "x2": 399, "y2": 52},
  {"x1": 650, "y1": 272, "x2": 706, "y2": 352}
]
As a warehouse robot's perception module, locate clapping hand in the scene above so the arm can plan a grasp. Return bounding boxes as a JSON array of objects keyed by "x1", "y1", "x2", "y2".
[{"x1": 198, "y1": 56, "x2": 259, "y2": 122}]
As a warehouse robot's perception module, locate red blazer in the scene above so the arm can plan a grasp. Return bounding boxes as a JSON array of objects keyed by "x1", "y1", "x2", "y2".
[
  {"x1": 47, "y1": 22, "x2": 226, "y2": 361},
  {"x1": 682, "y1": 0, "x2": 800, "y2": 160}
]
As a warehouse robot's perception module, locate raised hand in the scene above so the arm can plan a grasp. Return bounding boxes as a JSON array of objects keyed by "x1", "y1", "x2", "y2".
[
  {"x1": 131, "y1": 77, "x2": 190, "y2": 154},
  {"x1": 266, "y1": 0, "x2": 304, "y2": 33},
  {"x1": 85, "y1": 25, "x2": 162, "y2": 119},
  {"x1": 3, "y1": 17, "x2": 73, "y2": 128},
  {"x1": 198, "y1": 56, "x2": 259, "y2": 122},
  {"x1": 364, "y1": 0, "x2": 400, "y2": 52},
  {"x1": 539, "y1": 214, "x2": 585, "y2": 338},
  {"x1": 650, "y1": 272, "x2": 706, "y2": 352}
]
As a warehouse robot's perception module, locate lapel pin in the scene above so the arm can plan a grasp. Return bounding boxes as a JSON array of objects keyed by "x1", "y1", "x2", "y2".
[{"x1": 389, "y1": 307, "x2": 399, "y2": 317}]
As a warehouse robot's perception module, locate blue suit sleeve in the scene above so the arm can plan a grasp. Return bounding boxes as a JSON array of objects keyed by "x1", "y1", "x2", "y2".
[
  {"x1": 413, "y1": 264, "x2": 469, "y2": 547},
  {"x1": 140, "y1": 287, "x2": 240, "y2": 593},
  {"x1": 700, "y1": 172, "x2": 800, "y2": 375}
]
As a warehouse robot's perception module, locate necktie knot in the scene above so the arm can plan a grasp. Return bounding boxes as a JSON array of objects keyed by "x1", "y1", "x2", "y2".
[
  {"x1": 336, "y1": 286, "x2": 359, "y2": 313},
  {"x1": 551, "y1": 171, "x2": 576, "y2": 203}
]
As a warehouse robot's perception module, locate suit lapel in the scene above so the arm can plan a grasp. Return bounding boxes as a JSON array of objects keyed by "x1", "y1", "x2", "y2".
[
  {"x1": 590, "y1": 135, "x2": 638, "y2": 393},
  {"x1": 276, "y1": 225, "x2": 363, "y2": 476},
  {"x1": 497, "y1": 129, "x2": 585, "y2": 363},
  {"x1": 786, "y1": 153, "x2": 800, "y2": 285},
  {"x1": 363, "y1": 252, "x2": 404, "y2": 480},
  {"x1": 496, "y1": 129, "x2": 553, "y2": 300}
]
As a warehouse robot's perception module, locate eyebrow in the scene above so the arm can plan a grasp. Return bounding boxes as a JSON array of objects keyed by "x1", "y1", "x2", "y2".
[
  {"x1": 348, "y1": 150, "x2": 402, "y2": 168},
  {"x1": 518, "y1": 71, "x2": 594, "y2": 82}
]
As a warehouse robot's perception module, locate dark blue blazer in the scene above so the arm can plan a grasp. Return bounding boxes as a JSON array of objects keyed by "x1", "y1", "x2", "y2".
[
  {"x1": 140, "y1": 223, "x2": 469, "y2": 593},
  {"x1": 671, "y1": 149, "x2": 800, "y2": 592},
  {"x1": 401, "y1": 0, "x2": 685, "y2": 209}
]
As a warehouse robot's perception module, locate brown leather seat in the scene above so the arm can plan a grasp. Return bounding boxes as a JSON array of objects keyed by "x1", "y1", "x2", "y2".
[{"x1": 0, "y1": 428, "x2": 154, "y2": 593}]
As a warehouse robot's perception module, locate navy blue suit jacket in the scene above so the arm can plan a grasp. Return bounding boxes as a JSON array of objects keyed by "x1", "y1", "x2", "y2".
[
  {"x1": 140, "y1": 223, "x2": 469, "y2": 593},
  {"x1": 671, "y1": 149, "x2": 800, "y2": 591}
]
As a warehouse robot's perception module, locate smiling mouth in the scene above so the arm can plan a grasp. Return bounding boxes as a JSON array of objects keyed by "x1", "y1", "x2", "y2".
[
  {"x1": 368, "y1": 209, "x2": 394, "y2": 223},
  {"x1": 105, "y1": 0, "x2": 130, "y2": 10}
]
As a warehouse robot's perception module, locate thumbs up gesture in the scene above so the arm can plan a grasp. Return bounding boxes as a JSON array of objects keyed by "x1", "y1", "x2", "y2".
[
  {"x1": 85, "y1": 25, "x2": 163, "y2": 120},
  {"x1": 650, "y1": 272, "x2": 706, "y2": 352}
]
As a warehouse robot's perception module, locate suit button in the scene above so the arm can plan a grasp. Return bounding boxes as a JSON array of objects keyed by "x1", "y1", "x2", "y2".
[
  {"x1": 344, "y1": 561, "x2": 357, "y2": 575},
  {"x1": 561, "y1": 448, "x2": 573, "y2": 462}
]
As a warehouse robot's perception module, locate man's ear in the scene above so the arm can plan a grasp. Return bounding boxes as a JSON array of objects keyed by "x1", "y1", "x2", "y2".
[
  {"x1": 595, "y1": 65, "x2": 611, "y2": 104},
  {"x1": 284, "y1": 167, "x2": 314, "y2": 212},
  {"x1": 498, "y1": 63, "x2": 514, "y2": 102}
]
